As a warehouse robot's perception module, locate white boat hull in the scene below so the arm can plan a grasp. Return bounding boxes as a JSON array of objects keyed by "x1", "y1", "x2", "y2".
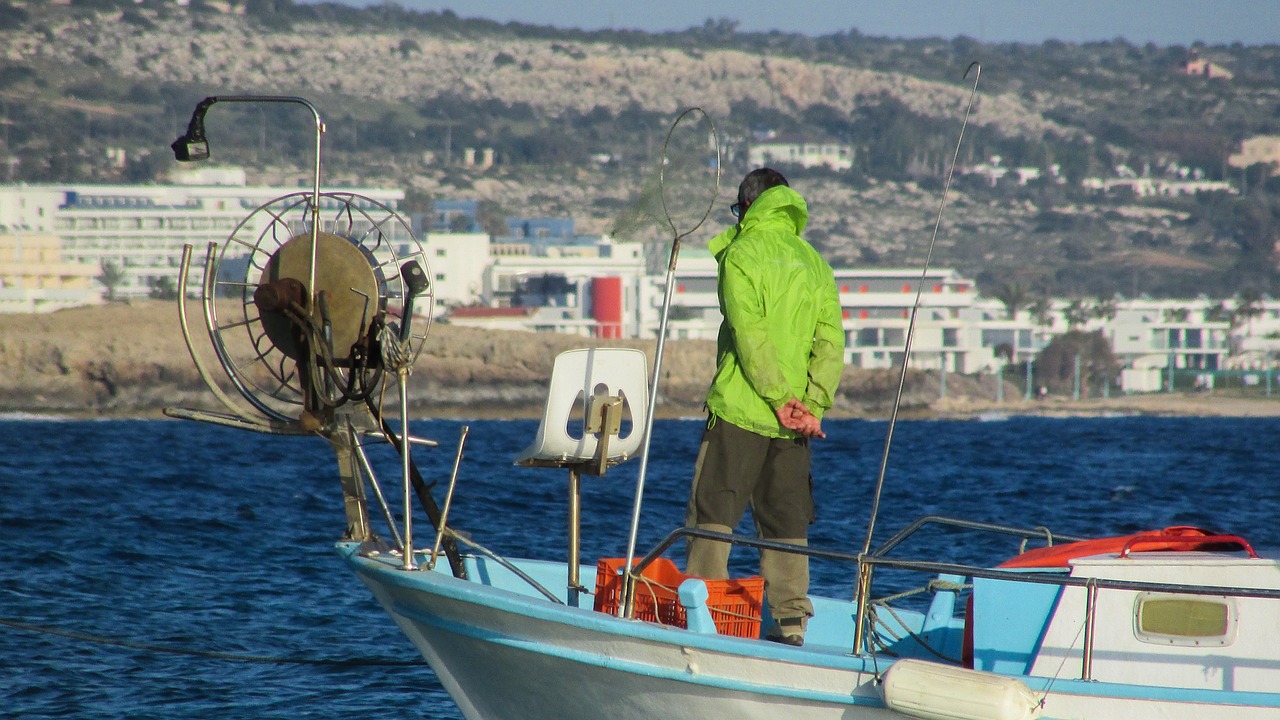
[
  {"x1": 345, "y1": 547, "x2": 894, "y2": 720},
  {"x1": 342, "y1": 544, "x2": 1280, "y2": 720}
]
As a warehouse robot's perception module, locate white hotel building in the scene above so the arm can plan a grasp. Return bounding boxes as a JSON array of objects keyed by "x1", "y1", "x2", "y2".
[
  {"x1": 446, "y1": 239, "x2": 1264, "y2": 385},
  {"x1": 2, "y1": 178, "x2": 1275, "y2": 387},
  {"x1": 0, "y1": 170, "x2": 403, "y2": 307}
]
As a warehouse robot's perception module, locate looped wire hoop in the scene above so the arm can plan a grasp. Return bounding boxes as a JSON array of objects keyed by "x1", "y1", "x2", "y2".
[{"x1": 657, "y1": 107, "x2": 722, "y2": 246}]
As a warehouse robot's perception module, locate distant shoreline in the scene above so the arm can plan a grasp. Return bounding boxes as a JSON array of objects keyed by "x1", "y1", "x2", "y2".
[
  {"x1": 5, "y1": 393, "x2": 1278, "y2": 423},
  {"x1": 2, "y1": 301, "x2": 1278, "y2": 422},
  {"x1": 926, "y1": 393, "x2": 1280, "y2": 420}
]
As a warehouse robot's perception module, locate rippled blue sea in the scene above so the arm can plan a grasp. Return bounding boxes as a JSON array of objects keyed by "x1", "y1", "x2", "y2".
[{"x1": 3, "y1": 415, "x2": 1278, "y2": 718}]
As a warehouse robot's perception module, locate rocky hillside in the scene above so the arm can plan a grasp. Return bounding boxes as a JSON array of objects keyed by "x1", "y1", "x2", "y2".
[
  {"x1": 10, "y1": 8, "x2": 1061, "y2": 134},
  {"x1": 1, "y1": 2, "x2": 1277, "y2": 297}
]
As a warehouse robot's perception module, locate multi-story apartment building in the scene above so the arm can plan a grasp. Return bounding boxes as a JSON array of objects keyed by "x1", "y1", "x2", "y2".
[
  {"x1": 440, "y1": 232, "x2": 1264, "y2": 388},
  {"x1": 471, "y1": 236, "x2": 648, "y2": 338},
  {"x1": 747, "y1": 136, "x2": 854, "y2": 172},
  {"x1": 651, "y1": 251, "x2": 991, "y2": 371},
  {"x1": 0, "y1": 233, "x2": 100, "y2": 313},
  {"x1": 0, "y1": 174, "x2": 404, "y2": 301}
]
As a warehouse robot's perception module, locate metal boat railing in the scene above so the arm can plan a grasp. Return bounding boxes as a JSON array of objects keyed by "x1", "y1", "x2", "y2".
[
  {"x1": 869, "y1": 515, "x2": 1088, "y2": 558},
  {"x1": 628, "y1": 521, "x2": 1280, "y2": 681}
]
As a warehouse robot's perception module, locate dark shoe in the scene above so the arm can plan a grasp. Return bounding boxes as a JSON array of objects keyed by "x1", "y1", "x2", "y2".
[
  {"x1": 765, "y1": 632, "x2": 804, "y2": 647},
  {"x1": 767, "y1": 616, "x2": 806, "y2": 646}
]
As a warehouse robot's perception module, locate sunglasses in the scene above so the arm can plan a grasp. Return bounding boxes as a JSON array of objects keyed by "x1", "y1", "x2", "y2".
[{"x1": 730, "y1": 202, "x2": 743, "y2": 218}]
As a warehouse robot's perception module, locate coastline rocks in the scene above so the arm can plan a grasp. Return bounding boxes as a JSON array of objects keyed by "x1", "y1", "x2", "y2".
[{"x1": 3, "y1": 301, "x2": 1273, "y2": 420}]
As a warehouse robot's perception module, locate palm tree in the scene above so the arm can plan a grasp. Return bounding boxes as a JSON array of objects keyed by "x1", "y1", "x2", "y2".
[
  {"x1": 1028, "y1": 295, "x2": 1056, "y2": 330},
  {"x1": 1063, "y1": 298, "x2": 1091, "y2": 329},
  {"x1": 1091, "y1": 293, "x2": 1117, "y2": 323},
  {"x1": 992, "y1": 281, "x2": 1030, "y2": 320},
  {"x1": 1234, "y1": 289, "x2": 1264, "y2": 337},
  {"x1": 1204, "y1": 301, "x2": 1232, "y2": 324},
  {"x1": 148, "y1": 275, "x2": 179, "y2": 301},
  {"x1": 97, "y1": 261, "x2": 127, "y2": 302}
]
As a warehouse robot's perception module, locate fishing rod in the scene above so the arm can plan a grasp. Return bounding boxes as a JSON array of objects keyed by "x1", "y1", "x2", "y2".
[
  {"x1": 619, "y1": 107, "x2": 721, "y2": 616},
  {"x1": 860, "y1": 62, "x2": 981, "y2": 558},
  {"x1": 851, "y1": 67, "x2": 982, "y2": 652}
]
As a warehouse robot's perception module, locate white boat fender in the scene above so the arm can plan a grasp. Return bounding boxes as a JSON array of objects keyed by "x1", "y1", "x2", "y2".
[{"x1": 880, "y1": 659, "x2": 1043, "y2": 720}]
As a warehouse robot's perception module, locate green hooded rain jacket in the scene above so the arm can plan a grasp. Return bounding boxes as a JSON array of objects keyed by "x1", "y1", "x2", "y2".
[{"x1": 704, "y1": 185, "x2": 844, "y2": 439}]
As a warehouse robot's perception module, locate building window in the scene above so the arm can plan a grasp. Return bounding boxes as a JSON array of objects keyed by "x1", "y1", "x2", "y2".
[
  {"x1": 436, "y1": 248, "x2": 446, "y2": 256},
  {"x1": 435, "y1": 273, "x2": 446, "y2": 282},
  {"x1": 942, "y1": 328, "x2": 958, "y2": 347}
]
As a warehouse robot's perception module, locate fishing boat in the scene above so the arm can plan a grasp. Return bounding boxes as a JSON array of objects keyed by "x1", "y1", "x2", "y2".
[{"x1": 163, "y1": 95, "x2": 1280, "y2": 720}]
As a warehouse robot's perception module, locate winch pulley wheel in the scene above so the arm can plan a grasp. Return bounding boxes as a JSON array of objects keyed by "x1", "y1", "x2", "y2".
[{"x1": 204, "y1": 191, "x2": 432, "y2": 420}]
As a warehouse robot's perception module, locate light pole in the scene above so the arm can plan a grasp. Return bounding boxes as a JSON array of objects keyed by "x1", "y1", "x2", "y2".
[
  {"x1": 253, "y1": 105, "x2": 266, "y2": 160},
  {"x1": 1073, "y1": 353, "x2": 1081, "y2": 400}
]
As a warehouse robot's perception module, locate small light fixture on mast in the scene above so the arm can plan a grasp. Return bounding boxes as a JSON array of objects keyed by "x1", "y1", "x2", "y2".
[{"x1": 169, "y1": 97, "x2": 216, "y2": 162}]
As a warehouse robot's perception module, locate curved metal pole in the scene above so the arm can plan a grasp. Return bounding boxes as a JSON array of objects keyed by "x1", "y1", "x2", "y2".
[
  {"x1": 199, "y1": 238, "x2": 294, "y2": 424},
  {"x1": 620, "y1": 108, "x2": 721, "y2": 615},
  {"x1": 171, "y1": 95, "x2": 325, "y2": 309},
  {"x1": 172, "y1": 96, "x2": 327, "y2": 420},
  {"x1": 853, "y1": 62, "x2": 980, "y2": 654},
  {"x1": 175, "y1": 243, "x2": 252, "y2": 418}
]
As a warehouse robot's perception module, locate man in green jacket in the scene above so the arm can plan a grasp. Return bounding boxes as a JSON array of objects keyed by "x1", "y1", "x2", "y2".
[{"x1": 685, "y1": 168, "x2": 844, "y2": 646}]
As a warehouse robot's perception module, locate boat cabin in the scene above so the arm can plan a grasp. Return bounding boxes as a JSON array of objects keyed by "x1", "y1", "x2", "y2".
[{"x1": 971, "y1": 546, "x2": 1279, "y2": 693}]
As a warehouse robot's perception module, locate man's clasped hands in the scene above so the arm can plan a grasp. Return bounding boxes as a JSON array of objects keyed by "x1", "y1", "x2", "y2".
[{"x1": 775, "y1": 397, "x2": 826, "y2": 439}]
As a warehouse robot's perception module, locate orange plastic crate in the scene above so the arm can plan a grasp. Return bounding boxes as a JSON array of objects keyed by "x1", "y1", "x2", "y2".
[{"x1": 593, "y1": 557, "x2": 764, "y2": 638}]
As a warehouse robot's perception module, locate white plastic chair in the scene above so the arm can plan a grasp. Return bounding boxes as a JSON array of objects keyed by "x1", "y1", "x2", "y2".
[
  {"x1": 516, "y1": 347, "x2": 649, "y2": 605},
  {"x1": 515, "y1": 347, "x2": 649, "y2": 470}
]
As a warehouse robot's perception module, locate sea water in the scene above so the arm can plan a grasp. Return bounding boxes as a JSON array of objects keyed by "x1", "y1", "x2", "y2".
[{"x1": 3, "y1": 415, "x2": 1278, "y2": 719}]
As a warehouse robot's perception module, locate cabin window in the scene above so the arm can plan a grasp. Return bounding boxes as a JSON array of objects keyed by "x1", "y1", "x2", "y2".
[{"x1": 1134, "y1": 593, "x2": 1235, "y2": 647}]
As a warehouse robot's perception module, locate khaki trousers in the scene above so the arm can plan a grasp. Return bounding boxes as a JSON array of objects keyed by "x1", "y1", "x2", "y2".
[{"x1": 684, "y1": 416, "x2": 815, "y2": 632}]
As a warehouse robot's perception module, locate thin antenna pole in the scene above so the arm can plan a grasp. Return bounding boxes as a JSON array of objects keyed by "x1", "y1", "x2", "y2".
[
  {"x1": 860, "y1": 63, "x2": 981, "y2": 556},
  {"x1": 619, "y1": 108, "x2": 720, "y2": 615}
]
